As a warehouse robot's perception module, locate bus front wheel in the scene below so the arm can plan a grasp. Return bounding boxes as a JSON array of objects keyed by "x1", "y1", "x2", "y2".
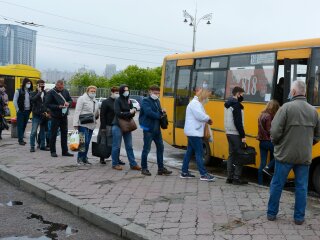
[
  {"x1": 203, "y1": 140, "x2": 212, "y2": 166},
  {"x1": 312, "y1": 164, "x2": 320, "y2": 194}
]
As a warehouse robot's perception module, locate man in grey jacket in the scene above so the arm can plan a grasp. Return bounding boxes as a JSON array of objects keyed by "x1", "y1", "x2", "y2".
[{"x1": 267, "y1": 80, "x2": 320, "y2": 225}]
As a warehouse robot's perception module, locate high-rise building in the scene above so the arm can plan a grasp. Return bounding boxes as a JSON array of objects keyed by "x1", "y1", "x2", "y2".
[
  {"x1": 0, "y1": 24, "x2": 37, "y2": 67},
  {"x1": 104, "y1": 64, "x2": 117, "y2": 79}
]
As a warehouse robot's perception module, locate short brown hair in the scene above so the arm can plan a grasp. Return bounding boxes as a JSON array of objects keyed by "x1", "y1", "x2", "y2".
[
  {"x1": 37, "y1": 79, "x2": 45, "y2": 85},
  {"x1": 232, "y1": 86, "x2": 245, "y2": 96},
  {"x1": 110, "y1": 86, "x2": 119, "y2": 93},
  {"x1": 149, "y1": 85, "x2": 160, "y2": 91}
]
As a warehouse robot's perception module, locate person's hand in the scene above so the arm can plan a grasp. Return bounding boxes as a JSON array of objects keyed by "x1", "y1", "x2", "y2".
[
  {"x1": 130, "y1": 109, "x2": 136, "y2": 114},
  {"x1": 162, "y1": 109, "x2": 166, "y2": 114},
  {"x1": 241, "y1": 138, "x2": 246, "y2": 143},
  {"x1": 64, "y1": 102, "x2": 70, "y2": 107},
  {"x1": 58, "y1": 105, "x2": 64, "y2": 109},
  {"x1": 207, "y1": 119, "x2": 213, "y2": 125}
]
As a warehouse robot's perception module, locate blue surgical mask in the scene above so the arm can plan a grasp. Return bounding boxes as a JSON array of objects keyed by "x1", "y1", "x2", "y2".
[
  {"x1": 88, "y1": 93, "x2": 96, "y2": 99},
  {"x1": 26, "y1": 84, "x2": 31, "y2": 89},
  {"x1": 123, "y1": 91, "x2": 129, "y2": 97}
]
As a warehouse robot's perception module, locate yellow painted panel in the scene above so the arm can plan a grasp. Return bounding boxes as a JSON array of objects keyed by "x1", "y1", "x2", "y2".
[
  {"x1": 277, "y1": 48, "x2": 311, "y2": 60},
  {"x1": 177, "y1": 59, "x2": 194, "y2": 66},
  {"x1": 161, "y1": 122, "x2": 174, "y2": 146},
  {"x1": 174, "y1": 128, "x2": 188, "y2": 147}
]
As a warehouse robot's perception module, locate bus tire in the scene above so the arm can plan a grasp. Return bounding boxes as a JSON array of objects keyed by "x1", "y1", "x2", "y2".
[
  {"x1": 312, "y1": 164, "x2": 320, "y2": 194},
  {"x1": 203, "y1": 140, "x2": 212, "y2": 166}
]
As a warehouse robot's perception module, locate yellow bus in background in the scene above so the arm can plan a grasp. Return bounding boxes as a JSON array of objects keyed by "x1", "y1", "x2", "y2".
[
  {"x1": 160, "y1": 38, "x2": 320, "y2": 193},
  {"x1": 0, "y1": 64, "x2": 41, "y2": 119}
]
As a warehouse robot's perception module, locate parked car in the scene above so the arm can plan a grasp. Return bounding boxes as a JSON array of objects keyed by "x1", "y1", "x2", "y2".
[
  {"x1": 70, "y1": 96, "x2": 79, "y2": 108},
  {"x1": 97, "y1": 97, "x2": 107, "y2": 109},
  {"x1": 130, "y1": 95, "x2": 144, "y2": 105},
  {"x1": 130, "y1": 98, "x2": 140, "y2": 111}
]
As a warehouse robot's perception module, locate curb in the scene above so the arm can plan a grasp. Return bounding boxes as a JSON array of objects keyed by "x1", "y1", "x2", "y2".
[{"x1": 0, "y1": 164, "x2": 160, "y2": 240}]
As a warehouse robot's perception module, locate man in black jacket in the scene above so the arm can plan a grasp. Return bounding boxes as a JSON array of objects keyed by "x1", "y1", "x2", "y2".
[
  {"x1": 99, "y1": 86, "x2": 125, "y2": 165},
  {"x1": 45, "y1": 80, "x2": 73, "y2": 157},
  {"x1": 29, "y1": 80, "x2": 49, "y2": 152}
]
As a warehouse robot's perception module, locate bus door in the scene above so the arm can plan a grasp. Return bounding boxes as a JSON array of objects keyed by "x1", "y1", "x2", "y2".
[
  {"x1": 174, "y1": 66, "x2": 192, "y2": 146},
  {"x1": 275, "y1": 49, "x2": 311, "y2": 105}
]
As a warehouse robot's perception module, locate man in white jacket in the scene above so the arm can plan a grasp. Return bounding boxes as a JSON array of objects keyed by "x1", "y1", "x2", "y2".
[{"x1": 180, "y1": 88, "x2": 215, "y2": 181}]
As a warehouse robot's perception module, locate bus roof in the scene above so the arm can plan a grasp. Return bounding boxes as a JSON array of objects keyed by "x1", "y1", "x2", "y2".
[
  {"x1": 165, "y1": 38, "x2": 320, "y2": 61},
  {"x1": 0, "y1": 64, "x2": 41, "y2": 78}
]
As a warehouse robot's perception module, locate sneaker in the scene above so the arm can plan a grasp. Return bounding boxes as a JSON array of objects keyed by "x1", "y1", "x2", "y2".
[
  {"x1": 131, "y1": 165, "x2": 142, "y2": 171},
  {"x1": 77, "y1": 158, "x2": 84, "y2": 165},
  {"x1": 158, "y1": 167, "x2": 172, "y2": 175},
  {"x1": 30, "y1": 147, "x2": 35, "y2": 152},
  {"x1": 141, "y1": 169, "x2": 152, "y2": 176},
  {"x1": 267, "y1": 215, "x2": 276, "y2": 221},
  {"x1": 263, "y1": 167, "x2": 273, "y2": 177},
  {"x1": 40, "y1": 147, "x2": 50, "y2": 151},
  {"x1": 112, "y1": 165, "x2": 123, "y2": 170},
  {"x1": 226, "y1": 178, "x2": 233, "y2": 184},
  {"x1": 83, "y1": 157, "x2": 92, "y2": 165},
  {"x1": 233, "y1": 179, "x2": 248, "y2": 185},
  {"x1": 294, "y1": 219, "x2": 304, "y2": 225},
  {"x1": 118, "y1": 160, "x2": 126, "y2": 165},
  {"x1": 200, "y1": 174, "x2": 216, "y2": 182},
  {"x1": 51, "y1": 152, "x2": 58, "y2": 157},
  {"x1": 180, "y1": 172, "x2": 196, "y2": 179},
  {"x1": 19, "y1": 142, "x2": 26, "y2": 146}
]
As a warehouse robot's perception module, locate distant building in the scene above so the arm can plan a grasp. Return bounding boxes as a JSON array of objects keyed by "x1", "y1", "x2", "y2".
[
  {"x1": 41, "y1": 69, "x2": 75, "y2": 83},
  {"x1": 104, "y1": 64, "x2": 117, "y2": 79},
  {"x1": 0, "y1": 24, "x2": 37, "y2": 67}
]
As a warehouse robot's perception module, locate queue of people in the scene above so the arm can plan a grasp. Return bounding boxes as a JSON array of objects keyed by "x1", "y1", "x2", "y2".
[{"x1": 4, "y1": 77, "x2": 319, "y2": 225}]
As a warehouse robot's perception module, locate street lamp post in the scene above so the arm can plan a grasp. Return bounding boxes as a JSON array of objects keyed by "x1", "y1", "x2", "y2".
[{"x1": 183, "y1": 9, "x2": 212, "y2": 52}]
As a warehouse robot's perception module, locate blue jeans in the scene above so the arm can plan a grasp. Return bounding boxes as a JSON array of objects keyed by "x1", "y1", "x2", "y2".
[
  {"x1": 111, "y1": 125, "x2": 137, "y2": 167},
  {"x1": 29, "y1": 115, "x2": 46, "y2": 148},
  {"x1": 17, "y1": 110, "x2": 30, "y2": 143},
  {"x1": 181, "y1": 136, "x2": 207, "y2": 176},
  {"x1": 258, "y1": 140, "x2": 275, "y2": 185},
  {"x1": 267, "y1": 160, "x2": 310, "y2": 221},
  {"x1": 78, "y1": 126, "x2": 93, "y2": 159},
  {"x1": 141, "y1": 131, "x2": 164, "y2": 170}
]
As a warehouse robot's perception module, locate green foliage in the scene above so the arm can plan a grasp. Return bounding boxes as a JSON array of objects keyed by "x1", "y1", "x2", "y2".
[{"x1": 69, "y1": 65, "x2": 162, "y2": 90}]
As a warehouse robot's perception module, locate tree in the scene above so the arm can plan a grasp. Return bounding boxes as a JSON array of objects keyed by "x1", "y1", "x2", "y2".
[{"x1": 69, "y1": 72, "x2": 108, "y2": 88}]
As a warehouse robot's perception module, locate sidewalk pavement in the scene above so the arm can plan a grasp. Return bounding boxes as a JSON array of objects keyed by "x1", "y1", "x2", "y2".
[{"x1": 1, "y1": 133, "x2": 320, "y2": 240}]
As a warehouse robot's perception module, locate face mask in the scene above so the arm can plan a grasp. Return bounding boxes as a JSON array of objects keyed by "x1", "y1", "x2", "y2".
[
  {"x1": 114, "y1": 93, "x2": 120, "y2": 98},
  {"x1": 88, "y1": 93, "x2": 96, "y2": 98},
  {"x1": 150, "y1": 94, "x2": 159, "y2": 100},
  {"x1": 203, "y1": 83, "x2": 208, "y2": 89},
  {"x1": 26, "y1": 84, "x2": 31, "y2": 89},
  {"x1": 123, "y1": 91, "x2": 129, "y2": 97},
  {"x1": 237, "y1": 95, "x2": 244, "y2": 102},
  {"x1": 62, "y1": 107, "x2": 67, "y2": 115}
]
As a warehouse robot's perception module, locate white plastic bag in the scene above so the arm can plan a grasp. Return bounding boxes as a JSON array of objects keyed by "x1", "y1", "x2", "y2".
[{"x1": 69, "y1": 130, "x2": 80, "y2": 151}]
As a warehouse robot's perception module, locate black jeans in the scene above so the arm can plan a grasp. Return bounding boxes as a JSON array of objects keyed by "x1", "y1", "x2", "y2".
[
  {"x1": 50, "y1": 116, "x2": 68, "y2": 154},
  {"x1": 226, "y1": 134, "x2": 243, "y2": 180}
]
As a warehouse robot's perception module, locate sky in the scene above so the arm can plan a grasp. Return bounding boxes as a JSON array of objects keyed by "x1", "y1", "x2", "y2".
[{"x1": 0, "y1": 0, "x2": 319, "y2": 75}]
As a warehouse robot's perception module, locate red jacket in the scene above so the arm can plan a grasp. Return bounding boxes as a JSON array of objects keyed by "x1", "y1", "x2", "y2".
[{"x1": 257, "y1": 112, "x2": 274, "y2": 141}]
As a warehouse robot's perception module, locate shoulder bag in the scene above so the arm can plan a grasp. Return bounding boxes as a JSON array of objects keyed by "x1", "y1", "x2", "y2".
[
  {"x1": 79, "y1": 101, "x2": 95, "y2": 124},
  {"x1": 234, "y1": 143, "x2": 256, "y2": 165},
  {"x1": 118, "y1": 118, "x2": 137, "y2": 133}
]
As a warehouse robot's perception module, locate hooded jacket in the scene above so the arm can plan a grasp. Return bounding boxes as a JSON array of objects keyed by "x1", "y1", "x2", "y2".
[
  {"x1": 224, "y1": 97, "x2": 245, "y2": 138},
  {"x1": 112, "y1": 85, "x2": 135, "y2": 126}
]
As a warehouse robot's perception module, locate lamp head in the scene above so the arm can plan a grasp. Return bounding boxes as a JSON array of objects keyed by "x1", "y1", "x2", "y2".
[
  {"x1": 184, "y1": 18, "x2": 187, "y2": 23},
  {"x1": 207, "y1": 20, "x2": 211, "y2": 25},
  {"x1": 189, "y1": 22, "x2": 193, "y2": 26}
]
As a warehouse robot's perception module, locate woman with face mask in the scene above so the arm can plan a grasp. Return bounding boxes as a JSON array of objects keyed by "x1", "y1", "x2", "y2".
[
  {"x1": 73, "y1": 85, "x2": 99, "y2": 165},
  {"x1": 0, "y1": 78, "x2": 9, "y2": 140},
  {"x1": 111, "y1": 84, "x2": 141, "y2": 171}
]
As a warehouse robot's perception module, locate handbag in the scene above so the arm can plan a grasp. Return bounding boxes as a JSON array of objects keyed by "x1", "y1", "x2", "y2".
[
  {"x1": 234, "y1": 143, "x2": 256, "y2": 165},
  {"x1": 118, "y1": 118, "x2": 137, "y2": 133},
  {"x1": 79, "y1": 113, "x2": 95, "y2": 124},
  {"x1": 92, "y1": 127, "x2": 112, "y2": 158},
  {"x1": 0, "y1": 117, "x2": 9, "y2": 130},
  {"x1": 160, "y1": 114, "x2": 168, "y2": 129},
  {"x1": 203, "y1": 123, "x2": 210, "y2": 140}
]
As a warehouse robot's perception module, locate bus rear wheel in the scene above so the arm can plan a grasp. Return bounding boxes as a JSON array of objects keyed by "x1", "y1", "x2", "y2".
[
  {"x1": 203, "y1": 140, "x2": 212, "y2": 166},
  {"x1": 312, "y1": 164, "x2": 320, "y2": 194}
]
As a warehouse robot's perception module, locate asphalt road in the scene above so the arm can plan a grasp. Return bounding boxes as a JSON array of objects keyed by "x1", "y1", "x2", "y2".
[{"x1": 0, "y1": 178, "x2": 122, "y2": 240}]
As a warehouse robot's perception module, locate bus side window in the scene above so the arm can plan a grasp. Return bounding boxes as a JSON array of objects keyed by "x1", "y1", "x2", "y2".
[
  {"x1": 163, "y1": 60, "x2": 176, "y2": 97},
  {"x1": 307, "y1": 48, "x2": 320, "y2": 106},
  {"x1": 0, "y1": 75, "x2": 15, "y2": 101}
]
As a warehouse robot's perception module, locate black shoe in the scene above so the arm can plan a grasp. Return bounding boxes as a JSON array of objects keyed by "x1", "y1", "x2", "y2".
[
  {"x1": 83, "y1": 158, "x2": 92, "y2": 165},
  {"x1": 141, "y1": 169, "x2": 152, "y2": 176},
  {"x1": 118, "y1": 160, "x2": 126, "y2": 165},
  {"x1": 30, "y1": 147, "x2": 35, "y2": 152},
  {"x1": 100, "y1": 158, "x2": 106, "y2": 164},
  {"x1": 62, "y1": 152, "x2": 74, "y2": 157},
  {"x1": 19, "y1": 142, "x2": 26, "y2": 145},
  {"x1": 294, "y1": 219, "x2": 304, "y2": 225},
  {"x1": 77, "y1": 158, "x2": 85, "y2": 165},
  {"x1": 51, "y1": 153, "x2": 58, "y2": 157},
  {"x1": 226, "y1": 178, "x2": 233, "y2": 184},
  {"x1": 158, "y1": 167, "x2": 172, "y2": 175},
  {"x1": 180, "y1": 172, "x2": 196, "y2": 179},
  {"x1": 233, "y1": 179, "x2": 248, "y2": 185},
  {"x1": 40, "y1": 147, "x2": 50, "y2": 151},
  {"x1": 267, "y1": 215, "x2": 276, "y2": 221}
]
